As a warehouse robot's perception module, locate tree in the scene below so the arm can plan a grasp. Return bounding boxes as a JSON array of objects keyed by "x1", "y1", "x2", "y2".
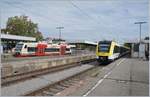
[
  {"x1": 36, "y1": 31, "x2": 43, "y2": 41},
  {"x1": 1, "y1": 28, "x2": 7, "y2": 34},
  {"x1": 5, "y1": 15, "x2": 43, "y2": 41}
]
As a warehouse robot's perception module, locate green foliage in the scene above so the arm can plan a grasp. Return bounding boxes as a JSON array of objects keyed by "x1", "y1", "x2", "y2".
[
  {"x1": 5, "y1": 15, "x2": 43, "y2": 41},
  {"x1": 36, "y1": 31, "x2": 43, "y2": 41},
  {"x1": 1, "y1": 28, "x2": 7, "y2": 34}
]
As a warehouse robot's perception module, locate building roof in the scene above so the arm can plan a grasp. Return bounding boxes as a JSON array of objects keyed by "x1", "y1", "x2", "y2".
[
  {"x1": 125, "y1": 39, "x2": 149, "y2": 44},
  {"x1": 67, "y1": 40, "x2": 97, "y2": 45},
  {"x1": 1, "y1": 34, "x2": 36, "y2": 41}
]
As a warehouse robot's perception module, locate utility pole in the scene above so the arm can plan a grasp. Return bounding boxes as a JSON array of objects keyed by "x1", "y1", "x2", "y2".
[
  {"x1": 134, "y1": 22, "x2": 147, "y2": 43},
  {"x1": 134, "y1": 21, "x2": 147, "y2": 58},
  {"x1": 56, "y1": 27, "x2": 64, "y2": 40}
]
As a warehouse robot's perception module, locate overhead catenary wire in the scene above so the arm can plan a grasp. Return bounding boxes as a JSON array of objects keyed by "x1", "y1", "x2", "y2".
[
  {"x1": 2, "y1": 0, "x2": 147, "y2": 43},
  {"x1": 68, "y1": 0, "x2": 102, "y2": 25},
  {"x1": 20, "y1": 0, "x2": 106, "y2": 40},
  {"x1": 68, "y1": 0, "x2": 112, "y2": 39},
  {"x1": 1, "y1": 0, "x2": 61, "y2": 25}
]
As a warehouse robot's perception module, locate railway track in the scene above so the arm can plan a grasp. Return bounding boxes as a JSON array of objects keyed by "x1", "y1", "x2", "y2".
[
  {"x1": 2, "y1": 55, "x2": 129, "y2": 96},
  {"x1": 25, "y1": 61, "x2": 100, "y2": 96},
  {"x1": 2, "y1": 59, "x2": 96, "y2": 86}
]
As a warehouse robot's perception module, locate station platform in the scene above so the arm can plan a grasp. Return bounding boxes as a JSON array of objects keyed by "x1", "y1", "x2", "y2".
[
  {"x1": 88, "y1": 58, "x2": 148, "y2": 96},
  {"x1": 70, "y1": 58, "x2": 149, "y2": 96},
  {"x1": 2, "y1": 54, "x2": 96, "y2": 78},
  {"x1": 2, "y1": 64, "x2": 94, "y2": 96},
  {"x1": 2, "y1": 54, "x2": 74, "y2": 63}
]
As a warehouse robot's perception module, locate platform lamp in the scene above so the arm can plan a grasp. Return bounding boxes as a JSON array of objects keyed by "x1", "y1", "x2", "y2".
[
  {"x1": 56, "y1": 26, "x2": 64, "y2": 40},
  {"x1": 134, "y1": 21, "x2": 147, "y2": 58}
]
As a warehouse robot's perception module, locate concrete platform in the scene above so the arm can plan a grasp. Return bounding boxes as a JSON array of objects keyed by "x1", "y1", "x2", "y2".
[
  {"x1": 83, "y1": 58, "x2": 149, "y2": 96},
  {"x1": 2, "y1": 54, "x2": 96, "y2": 77},
  {"x1": 2, "y1": 64, "x2": 94, "y2": 96},
  {"x1": 2, "y1": 54, "x2": 71, "y2": 63}
]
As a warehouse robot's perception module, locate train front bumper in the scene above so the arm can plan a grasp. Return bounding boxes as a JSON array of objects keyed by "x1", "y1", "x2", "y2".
[{"x1": 96, "y1": 56, "x2": 108, "y2": 62}]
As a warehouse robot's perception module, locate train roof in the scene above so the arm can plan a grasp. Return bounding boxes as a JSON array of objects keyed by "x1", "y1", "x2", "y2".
[
  {"x1": 121, "y1": 46, "x2": 130, "y2": 49},
  {"x1": 98, "y1": 40, "x2": 130, "y2": 49},
  {"x1": 98, "y1": 40, "x2": 112, "y2": 43},
  {"x1": 98, "y1": 40, "x2": 120, "y2": 45}
]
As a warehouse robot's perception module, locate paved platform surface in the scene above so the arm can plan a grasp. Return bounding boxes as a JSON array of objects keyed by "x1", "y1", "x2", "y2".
[
  {"x1": 2, "y1": 52, "x2": 94, "y2": 63},
  {"x1": 2, "y1": 64, "x2": 94, "y2": 96},
  {"x1": 84, "y1": 58, "x2": 149, "y2": 96},
  {"x1": 2, "y1": 54, "x2": 76, "y2": 63},
  {"x1": 2, "y1": 54, "x2": 96, "y2": 77}
]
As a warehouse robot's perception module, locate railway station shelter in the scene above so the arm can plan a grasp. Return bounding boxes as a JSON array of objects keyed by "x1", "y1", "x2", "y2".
[
  {"x1": 1, "y1": 34, "x2": 36, "y2": 53},
  {"x1": 125, "y1": 37, "x2": 149, "y2": 59},
  {"x1": 68, "y1": 40, "x2": 97, "y2": 54}
]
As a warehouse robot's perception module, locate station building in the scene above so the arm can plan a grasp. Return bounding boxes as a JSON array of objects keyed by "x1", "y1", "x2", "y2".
[
  {"x1": 1, "y1": 34, "x2": 36, "y2": 53},
  {"x1": 67, "y1": 40, "x2": 97, "y2": 54},
  {"x1": 125, "y1": 37, "x2": 149, "y2": 58}
]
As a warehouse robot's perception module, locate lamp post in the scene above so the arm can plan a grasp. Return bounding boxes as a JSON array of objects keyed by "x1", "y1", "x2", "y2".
[
  {"x1": 134, "y1": 21, "x2": 147, "y2": 58},
  {"x1": 134, "y1": 22, "x2": 147, "y2": 43},
  {"x1": 56, "y1": 27, "x2": 64, "y2": 40}
]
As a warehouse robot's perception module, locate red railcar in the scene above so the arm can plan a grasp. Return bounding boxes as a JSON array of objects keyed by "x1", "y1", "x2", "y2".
[{"x1": 14, "y1": 42, "x2": 71, "y2": 57}]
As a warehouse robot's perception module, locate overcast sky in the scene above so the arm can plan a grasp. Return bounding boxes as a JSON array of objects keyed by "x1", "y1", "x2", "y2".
[{"x1": 0, "y1": 0, "x2": 149, "y2": 43}]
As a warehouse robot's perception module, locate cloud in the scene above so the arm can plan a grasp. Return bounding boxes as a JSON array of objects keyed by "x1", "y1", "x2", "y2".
[{"x1": 0, "y1": 0, "x2": 149, "y2": 43}]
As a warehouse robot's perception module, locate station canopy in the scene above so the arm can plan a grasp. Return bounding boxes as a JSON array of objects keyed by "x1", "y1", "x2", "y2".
[
  {"x1": 67, "y1": 40, "x2": 97, "y2": 45},
  {"x1": 1, "y1": 34, "x2": 36, "y2": 41},
  {"x1": 125, "y1": 38, "x2": 149, "y2": 44}
]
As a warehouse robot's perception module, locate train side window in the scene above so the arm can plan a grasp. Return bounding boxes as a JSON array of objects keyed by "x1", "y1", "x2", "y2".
[
  {"x1": 28, "y1": 47, "x2": 37, "y2": 52},
  {"x1": 24, "y1": 45, "x2": 27, "y2": 49},
  {"x1": 66, "y1": 48, "x2": 70, "y2": 51},
  {"x1": 45, "y1": 48, "x2": 59, "y2": 52},
  {"x1": 114, "y1": 46, "x2": 119, "y2": 53}
]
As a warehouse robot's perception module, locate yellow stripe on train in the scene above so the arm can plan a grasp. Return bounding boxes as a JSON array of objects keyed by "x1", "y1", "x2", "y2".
[{"x1": 96, "y1": 41, "x2": 117, "y2": 57}]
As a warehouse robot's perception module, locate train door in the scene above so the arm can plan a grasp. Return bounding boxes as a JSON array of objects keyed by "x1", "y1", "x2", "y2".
[
  {"x1": 36, "y1": 44, "x2": 47, "y2": 56},
  {"x1": 60, "y1": 45, "x2": 66, "y2": 55}
]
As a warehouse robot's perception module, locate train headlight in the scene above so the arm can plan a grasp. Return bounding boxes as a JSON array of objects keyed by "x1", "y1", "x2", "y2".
[
  {"x1": 100, "y1": 57, "x2": 103, "y2": 59},
  {"x1": 96, "y1": 56, "x2": 99, "y2": 59}
]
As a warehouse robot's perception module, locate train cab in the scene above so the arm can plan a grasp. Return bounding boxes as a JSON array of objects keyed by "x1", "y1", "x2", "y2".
[{"x1": 96, "y1": 41, "x2": 130, "y2": 63}]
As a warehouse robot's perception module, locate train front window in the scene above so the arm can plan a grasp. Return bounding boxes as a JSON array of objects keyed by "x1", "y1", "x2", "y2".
[
  {"x1": 15, "y1": 44, "x2": 23, "y2": 49},
  {"x1": 15, "y1": 44, "x2": 23, "y2": 52},
  {"x1": 99, "y1": 44, "x2": 110, "y2": 52}
]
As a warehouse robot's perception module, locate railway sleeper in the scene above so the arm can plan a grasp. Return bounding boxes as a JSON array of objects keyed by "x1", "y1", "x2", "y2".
[
  {"x1": 43, "y1": 91, "x2": 54, "y2": 96},
  {"x1": 59, "y1": 83, "x2": 70, "y2": 88},
  {"x1": 70, "y1": 78, "x2": 80, "y2": 82},
  {"x1": 54, "y1": 85, "x2": 66, "y2": 90},
  {"x1": 68, "y1": 79, "x2": 79, "y2": 83},
  {"x1": 48, "y1": 88, "x2": 62, "y2": 93},
  {"x1": 63, "y1": 80, "x2": 75, "y2": 85},
  {"x1": 61, "y1": 81, "x2": 73, "y2": 86},
  {"x1": 52, "y1": 85, "x2": 65, "y2": 91}
]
